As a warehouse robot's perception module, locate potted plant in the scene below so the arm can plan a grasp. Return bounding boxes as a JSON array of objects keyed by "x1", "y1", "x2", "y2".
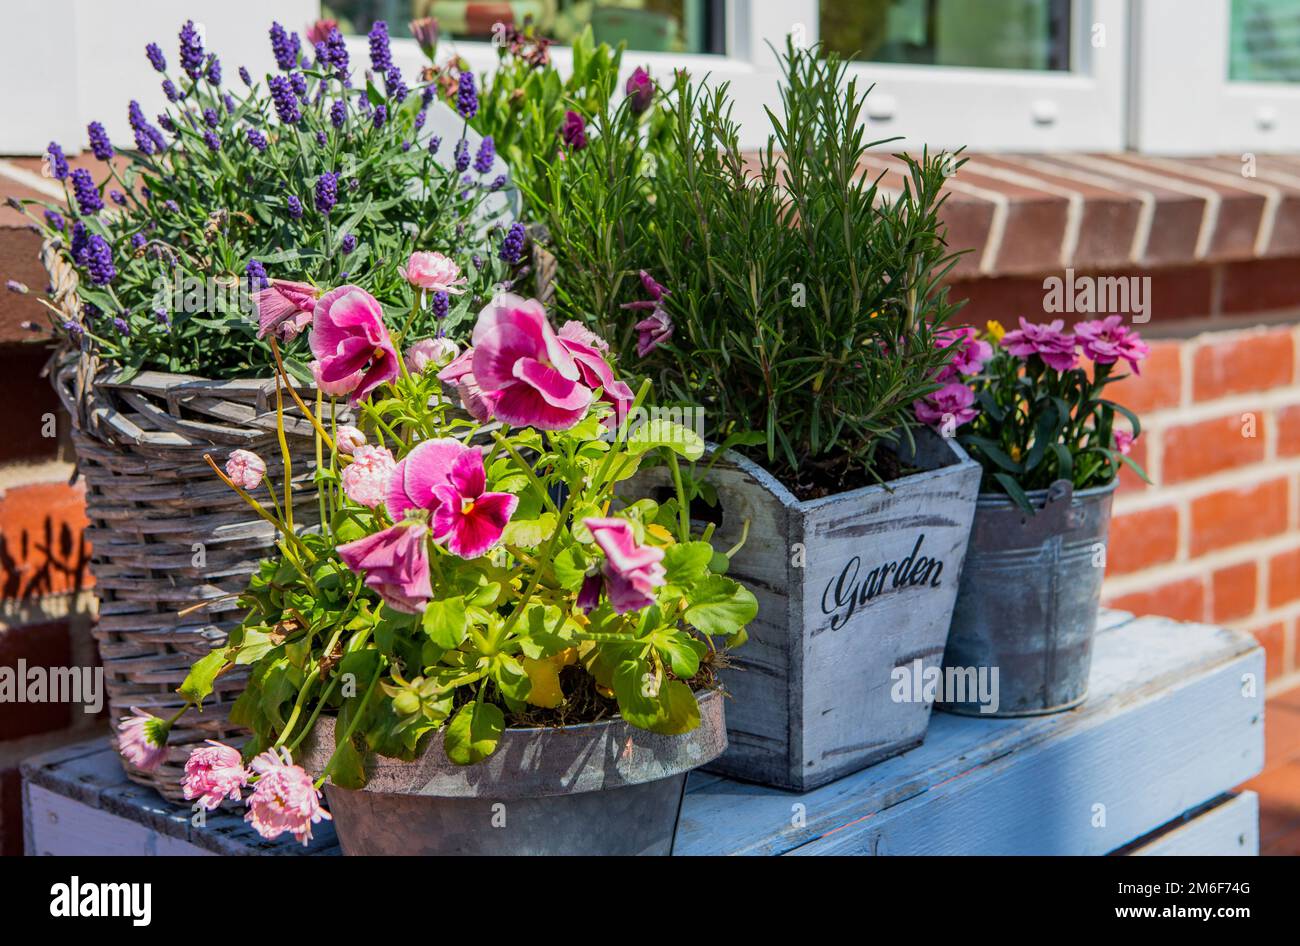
[
  {"x1": 15, "y1": 18, "x2": 521, "y2": 797},
  {"x1": 128, "y1": 281, "x2": 755, "y2": 854},
  {"x1": 520, "y1": 42, "x2": 982, "y2": 790},
  {"x1": 933, "y1": 317, "x2": 1150, "y2": 716}
]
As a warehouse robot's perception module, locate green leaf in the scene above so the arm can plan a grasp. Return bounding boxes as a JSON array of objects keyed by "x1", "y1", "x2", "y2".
[
  {"x1": 552, "y1": 545, "x2": 590, "y2": 591},
  {"x1": 684, "y1": 575, "x2": 758, "y2": 637},
  {"x1": 444, "y1": 700, "x2": 504, "y2": 765},
  {"x1": 652, "y1": 629, "x2": 707, "y2": 679},
  {"x1": 663, "y1": 541, "x2": 713, "y2": 586},
  {"x1": 500, "y1": 513, "x2": 557, "y2": 547},
  {"x1": 421, "y1": 597, "x2": 469, "y2": 649},
  {"x1": 490, "y1": 654, "x2": 532, "y2": 702},
  {"x1": 992, "y1": 472, "x2": 1035, "y2": 516},
  {"x1": 625, "y1": 420, "x2": 706, "y2": 461},
  {"x1": 178, "y1": 649, "x2": 226, "y2": 705}
]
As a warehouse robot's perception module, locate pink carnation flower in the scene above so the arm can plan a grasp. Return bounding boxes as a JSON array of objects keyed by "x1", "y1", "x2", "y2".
[
  {"x1": 1114, "y1": 428, "x2": 1135, "y2": 455},
  {"x1": 225, "y1": 449, "x2": 266, "y2": 490},
  {"x1": 1001, "y1": 317, "x2": 1078, "y2": 373},
  {"x1": 182, "y1": 740, "x2": 250, "y2": 810},
  {"x1": 118, "y1": 707, "x2": 168, "y2": 772},
  {"x1": 255, "y1": 279, "x2": 319, "y2": 342},
  {"x1": 403, "y1": 252, "x2": 468, "y2": 294},
  {"x1": 935, "y1": 326, "x2": 993, "y2": 380},
  {"x1": 1075, "y1": 315, "x2": 1149, "y2": 375},
  {"x1": 584, "y1": 517, "x2": 666, "y2": 614},
  {"x1": 308, "y1": 284, "x2": 400, "y2": 405},
  {"x1": 244, "y1": 747, "x2": 331, "y2": 847},
  {"x1": 341, "y1": 444, "x2": 396, "y2": 509},
  {"x1": 335, "y1": 425, "x2": 367, "y2": 455},
  {"x1": 913, "y1": 381, "x2": 979, "y2": 432}
]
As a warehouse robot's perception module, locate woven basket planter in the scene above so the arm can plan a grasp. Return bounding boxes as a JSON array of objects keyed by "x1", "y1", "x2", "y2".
[{"x1": 43, "y1": 243, "x2": 327, "y2": 801}]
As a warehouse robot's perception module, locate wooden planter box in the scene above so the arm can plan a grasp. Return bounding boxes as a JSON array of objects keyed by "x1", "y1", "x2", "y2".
[{"x1": 636, "y1": 429, "x2": 980, "y2": 790}]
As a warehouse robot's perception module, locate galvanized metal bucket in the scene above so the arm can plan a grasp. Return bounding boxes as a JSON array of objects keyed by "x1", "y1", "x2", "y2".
[
  {"x1": 299, "y1": 688, "x2": 726, "y2": 855},
  {"x1": 938, "y1": 479, "x2": 1116, "y2": 717}
]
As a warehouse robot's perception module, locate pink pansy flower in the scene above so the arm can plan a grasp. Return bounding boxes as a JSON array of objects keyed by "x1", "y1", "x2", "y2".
[
  {"x1": 244, "y1": 747, "x2": 331, "y2": 846},
  {"x1": 335, "y1": 425, "x2": 366, "y2": 455},
  {"x1": 182, "y1": 740, "x2": 250, "y2": 810},
  {"x1": 935, "y1": 326, "x2": 993, "y2": 380},
  {"x1": 1114, "y1": 428, "x2": 1135, "y2": 456},
  {"x1": 118, "y1": 707, "x2": 168, "y2": 772},
  {"x1": 558, "y1": 321, "x2": 634, "y2": 425},
  {"x1": 341, "y1": 444, "x2": 396, "y2": 509},
  {"x1": 913, "y1": 382, "x2": 979, "y2": 431},
  {"x1": 584, "y1": 517, "x2": 666, "y2": 614},
  {"x1": 634, "y1": 307, "x2": 674, "y2": 357},
  {"x1": 406, "y1": 336, "x2": 459, "y2": 374},
  {"x1": 1000, "y1": 317, "x2": 1078, "y2": 373},
  {"x1": 255, "y1": 279, "x2": 319, "y2": 342},
  {"x1": 437, "y1": 348, "x2": 495, "y2": 423},
  {"x1": 225, "y1": 449, "x2": 266, "y2": 490},
  {"x1": 338, "y1": 520, "x2": 433, "y2": 614},
  {"x1": 308, "y1": 284, "x2": 400, "y2": 405},
  {"x1": 1075, "y1": 316, "x2": 1150, "y2": 375},
  {"x1": 402, "y1": 251, "x2": 468, "y2": 294},
  {"x1": 387, "y1": 438, "x2": 518, "y2": 559},
  {"x1": 469, "y1": 294, "x2": 593, "y2": 430}
]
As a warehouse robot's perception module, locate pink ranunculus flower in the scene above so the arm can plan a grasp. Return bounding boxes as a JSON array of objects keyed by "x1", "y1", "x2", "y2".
[
  {"x1": 341, "y1": 444, "x2": 396, "y2": 509},
  {"x1": 226, "y1": 449, "x2": 266, "y2": 490},
  {"x1": 558, "y1": 321, "x2": 634, "y2": 425},
  {"x1": 935, "y1": 326, "x2": 993, "y2": 380},
  {"x1": 403, "y1": 251, "x2": 468, "y2": 294},
  {"x1": 406, "y1": 336, "x2": 459, "y2": 374},
  {"x1": 1000, "y1": 317, "x2": 1078, "y2": 373},
  {"x1": 913, "y1": 381, "x2": 979, "y2": 431},
  {"x1": 634, "y1": 306, "x2": 674, "y2": 357},
  {"x1": 309, "y1": 284, "x2": 400, "y2": 405},
  {"x1": 244, "y1": 747, "x2": 331, "y2": 846},
  {"x1": 1114, "y1": 428, "x2": 1135, "y2": 455},
  {"x1": 387, "y1": 438, "x2": 518, "y2": 559},
  {"x1": 584, "y1": 517, "x2": 666, "y2": 614},
  {"x1": 469, "y1": 294, "x2": 593, "y2": 430},
  {"x1": 338, "y1": 520, "x2": 433, "y2": 614},
  {"x1": 255, "y1": 279, "x2": 319, "y2": 342},
  {"x1": 183, "y1": 740, "x2": 250, "y2": 810},
  {"x1": 118, "y1": 707, "x2": 169, "y2": 772},
  {"x1": 335, "y1": 425, "x2": 367, "y2": 455},
  {"x1": 437, "y1": 348, "x2": 495, "y2": 422},
  {"x1": 1075, "y1": 315, "x2": 1150, "y2": 375}
]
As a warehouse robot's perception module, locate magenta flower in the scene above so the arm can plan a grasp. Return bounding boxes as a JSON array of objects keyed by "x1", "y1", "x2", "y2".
[
  {"x1": 306, "y1": 18, "x2": 338, "y2": 46},
  {"x1": 341, "y1": 444, "x2": 396, "y2": 509},
  {"x1": 558, "y1": 321, "x2": 634, "y2": 425},
  {"x1": 225, "y1": 449, "x2": 266, "y2": 490},
  {"x1": 1075, "y1": 316, "x2": 1149, "y2": 375},
  {"x1": 402, "y1": 251, "x2": 467, "y2": 294},
  {"x1": 405, "y1": 336, "x2": 459, "y2": 374},
  {"x1": 338, "y1": 520, "x2": 433, "y2": 614},
  {"x1": 1114, "y1": 428, "x2": 1135, "y2": 455},
  {"x1": 335, "y1": 425, "x2": 367, "y2": 455},
  {"x1": 634, "y1": 307, "x2": 674, "y2": 357},
  {"x1": 386, "y1": 438, "x2": 518, "y2": 559},
  {"x1": 913, "y1": 381, "x2": 979, "y2": 431},
  {"x1": 561, "y1": 109, "x2": 587, "y2": 150},
  {"x1": 935, "y1": 326, "x2": 993, "y2": 380},
  {"x1": 469, "y1": 294, "x2": 593, "y2": 430},
  {"x1": 244, "y1": 747, "x2": 331, "y2": 846},
  {"x1": 308, "y1": 284, "x2": 400, "y2": 404},
  {"x1": 118, "y1": 707, "x2": 168, "y2": 771},
  {"x1": 584, "y1": 517, "x2": 666, "y2": 614},
  {"x1": 1000, "y1": 317, "x2": 1077, "y2": 373},
  {"x1": 437, "y1": 348, "x2": 495, "y2": 423},
  {"x1": 626, "y1": 66, "x2": 654, "y2": 114},
  {"x1": 255, "y1": 279, "x2": 318, "y2": 341},
  {"x1": 182, "y1": 740, "x2": 250, "y2": 810}
]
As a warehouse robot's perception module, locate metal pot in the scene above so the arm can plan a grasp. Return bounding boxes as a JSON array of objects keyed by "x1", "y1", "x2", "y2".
[
  {"x1": 299, "y1": 689, "x2": 726, "y2": 855},
  {"x1": 938, "y1": 479, "x2": 1116, "y2": 717}
]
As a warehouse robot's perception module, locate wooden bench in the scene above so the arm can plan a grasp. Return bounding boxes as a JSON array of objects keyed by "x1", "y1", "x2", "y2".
[{"x1": 21, "y1": 611, "x2": 1264, "y2": 856}]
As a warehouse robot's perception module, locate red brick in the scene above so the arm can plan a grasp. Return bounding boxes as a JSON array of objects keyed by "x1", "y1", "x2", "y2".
[
  {"x1": 1279, "y1": 405, "x2": 1300, "y2": 458},
  {"x1": 1220, "y1": 257, "x2": 1300, "y2": 315},
  {"x1": 1270, "y1": 547, "x2": 1300, "y2": 609},
  {"x1": 1250, "y1": 621, "x2": 1290, "y2": 681},
  {"x1": 0, "y1": 767, "x2": 20, "y2": 856},
  {"x1": 1109, "y1": 339, "x2": 1183, "y2": 416},
  {"x1": 1190, "y1": 478, "x2": 1290, "y2": 556},
  {"x1": 1107, "y1": 576, "x2": 1206, "y2": 623},
  {"x1": 1212, "y1": 560, "x2": 1258, "y2": 622},
  {"x1": 1116, "y1": 434, "x2": 1152, "y2": 494},
  {"x1": 1161, "y1": 413, "x2": 1267, "y2": 483},
  {"x1": 0, "y1": 480, "x2": 91, "y2": 599},
  {"x1": 1107, "y1": 506, "x2": 1178, "y2": 575},
  {"x1": 1193, "y1": 328, "x2": 1294, "y2": 401},
  {"x1": 0, "y1": 619, "x2": 73, "y2": 740}
]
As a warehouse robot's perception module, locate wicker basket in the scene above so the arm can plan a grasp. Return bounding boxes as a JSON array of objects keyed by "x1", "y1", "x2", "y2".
[{"x1": 44, "y1": 243, "x2": 327, "y2": 801}]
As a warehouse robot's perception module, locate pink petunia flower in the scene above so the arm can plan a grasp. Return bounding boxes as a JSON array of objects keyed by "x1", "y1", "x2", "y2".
[
  {"x1": 437, "y1": 348, "x2": 495, "y2": 422},
  {"x1": 386, "y1": 438, "x2": 518, "y2": 559},
  {"x1": 308, "y1": 284, "x2": 400, "y2": 405},
  {"x1": 182, "y1": 740, "x2": 250, "y2": 810},
  {"x1": 225, "y1": 449, "x2": 266, "y2": 490},
  {"x1": 1114, "y1": 428, "x2": 1135, "y2": 455},
  {"x1": 405, "y1": 336, "x2": 459, "y2": 374},
  {"x1": 341, "y1": 444, "x2": 396, "y2": 509},
  {"x1": 913, "y1": 382, "x2": 979, "y2": 432},
  {"x1": 935, "y1": 326, "x2": 993, "y2": 380},
  {"x1": 337, "y1": 520, "x2": 433, "y2": 614},
  {"x1": 244, "y1": 747, "x2": 331, "y2": 846},
  {"x1": 557, "y1": 321, "x2": 634, "y2": 425},
  {"x1": 118, "y1": 707, "x2": 169, "y2": 772},
  {"x1": 1000, "y1": 317, "x2": 1078, "y2": 373},
  {"x1": 469, "y1": 294, "x2": 593, "y2": 430},
  {"x1": 335, "y1": 425, "x2": 367, "y2": 455},
  {"x1": 402, "y1": 251, "x2": 468, "y2": 294},
  {"x1": 255, "y1": 279, "x2": 319, "y2": 342},
  {"x1": 1075, "y1": 315, "x2": 1149, "y2": 375},
  {"x1": 584, "y1": 517, "x2": 666, "y2": 614}
]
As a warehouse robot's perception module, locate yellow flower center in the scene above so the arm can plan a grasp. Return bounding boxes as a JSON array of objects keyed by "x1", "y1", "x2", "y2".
[{"x1": 461, "y1": 498, "x2": 476, "y2": 515}]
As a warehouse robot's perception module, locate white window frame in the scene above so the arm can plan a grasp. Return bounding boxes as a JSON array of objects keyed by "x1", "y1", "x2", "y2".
[{"x1": 1132, "y1": 0, "x2": 1300, "y2": 154}]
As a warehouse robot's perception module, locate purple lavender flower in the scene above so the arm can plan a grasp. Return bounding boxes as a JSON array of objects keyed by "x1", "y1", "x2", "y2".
[
  {"x1": 368, "y1": 21, "x2": 393, "y2": 72},
  {"x1": 315, "y1": 131, "x2": 327, "y2": 146},
  {"x1": 499, "y1": 222, "x2": 526, "y2": 264},
  {"x1": 456, "y1": 72, "x2": 478, "y2": 118},
  {"x1": 128, "y1": 100, "x2": 164, "y2": 155},
  {"x1": 289, "y1": 71, "x2": 307, "y2": 98},
  {"x1": 205, "y1": 54, "x2": 222, "y2": 86},
  {"x1": 63, "y1": 320, "x2": 83, "y2": 342},
  {"x1": 113, "y1": 317, "x2": 130, "y2": 335},
  {"x1": 323, "y1": 28, "x2": 349, "y2": 79},
  {"x1": 85, "y1": 234, "x2": 116, "y2": 284},
  {"x1": 239, "y1": 65, "x2": 252, "y2": 86},
  {"x1": 372, "y1": 105, "x2": 387, "y2": 129},
  {"x1": 87, "y1": 121, "x2": 113, "y2": 160},
  {"x1": 454, "y1": 138, "x2": 469, "y2": 172},
  {"x1": 246, "y1": 128, "x2": 268, "y2": 152},
  {"x1": 340, "y1": 233, "x2": 356, "y2": 254},
  {"x1": 46, "y1": 142, "x2": 68, "y2": 180},
  {"x1": 385, "y1": 66, "x2": 407, "y2": 103},
  {"x1": 422, "y1": 84, "x2": 435, "y2": 106},
  {"x1": 155, "y1": 308, "x2": 170, "y2": 326},
  {"x1": 315, "y1": 171, "x2": 338, "y2": 214},
  {"x1": 287, "y1": 194, "x2": 303, "y2": 218},
  {"x1": 428, "y1": 135, "x2": 441, "y2": 155},
  {"x1": 162, "y1": 79, "x2": 179, "y2": 102},
  {"x1": 348, "y1": 177, "x2": 359, "y2": 191},
  {"x1": 203, "y1": 130, "x2": 221, "y2": 152},
  {"x1": 145, "y1": 42, "x2": 166, "y2": 72},
  {"x1": 414, "y1": 109, "x2": 427, "y2": 130},
  {"x1": 431, "y1": 290, "x2": 449, "y2": 320},
  {"x1": 472, "y1": 254, "x2": 482, "y2": 270},
  {"x1": 110, "y1": 190, "x2": 126, "y2": 206},
  {"x1": 131, "y1": 232, "x2": 146, "y2": 249},
  {"x1": 489, "y1": 174, "x2": 506, "y2": 191},
  {"x1": 268, "y1": 75, "x2": 301, "y2": 124},
  {"x1": 44, "y1": 209, "x2": 65, "y2": 231},
  {"x1": 401, "y1": 141, "x2": 410, "y2": 152},
  {"x1": 245, "y1": 259, "x2": 268, "y2": 289},
  {"x1": 70, "y1": 222, "x2": 89, "y2": 262},
  {"x1": 203, "y1": 108, "x2": 220, "y2": 128},
  {"x1": 269, "y1": 22, "x2": 301, "y2": 71},
  {"x1": 223, "y1": 94, "x2": 236, "y2": 114},
  {"x1": 158, "y1": 113, "x2": 176, "y2": 133},
  {"x1": 179, "y1": 20, "x2": 205, "y2": 80},
  {"x1": 473, "y1": 136, "x2": 495, "y2": 174},
  {"x1": 330, "y1": 99, "x2": 346, "y2": 128},
  {"x1": 70, "y1": 168, "x2": 102, "y2": 214}
]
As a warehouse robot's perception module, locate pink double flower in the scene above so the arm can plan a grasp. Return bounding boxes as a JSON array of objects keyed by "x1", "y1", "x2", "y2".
[{"x1": 309, "y1": 284, "x2": 400, "y2": 404}]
